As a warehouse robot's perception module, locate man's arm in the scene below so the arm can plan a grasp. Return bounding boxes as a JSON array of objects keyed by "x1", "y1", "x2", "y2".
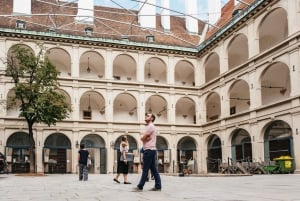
[{"x1": 141, "y1": 132, "x2": 151, "y2": 142}]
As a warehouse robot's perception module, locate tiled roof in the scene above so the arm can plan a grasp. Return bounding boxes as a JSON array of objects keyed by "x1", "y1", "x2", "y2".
[
  {"x1": 0, "y1": 0, "x2": 205, "y2": 48},
  {"x1": 205, "y1": 0, "x2": 255, "y2": 39}
]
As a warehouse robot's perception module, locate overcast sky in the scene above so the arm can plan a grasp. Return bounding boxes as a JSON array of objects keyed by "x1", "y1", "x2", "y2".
[{"x1": 93, "y1": 0, "x2": 229, "y2": 21}]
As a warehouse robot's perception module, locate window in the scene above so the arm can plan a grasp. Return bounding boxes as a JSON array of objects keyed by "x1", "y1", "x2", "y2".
[
  {"x1": 48, "y1": 27, "x2": 56, "y2": 33},
  {"x1": 113, "y1": 76, "x2": 120, "y2": 80},
  {"x1": 230, "y1": 106, "x2": 236, "y2": 115},
  {"x1": 146, "y1": 35, "x2": 155, "y2": 43},
  {"x1": 85, "y1": 27, "x2": 93, "y2": 36},
  {"x1": 16, "y1": 20, "x2": 26, "y2": 29},
  {"x1": 83, "y1": 110, "x2": 92, "y2": 119}
]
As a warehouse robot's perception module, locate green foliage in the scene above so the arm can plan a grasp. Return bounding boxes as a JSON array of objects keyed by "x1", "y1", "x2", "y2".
[{"x1": 5, "y1": 45, "x2": 71, "y2": 126}]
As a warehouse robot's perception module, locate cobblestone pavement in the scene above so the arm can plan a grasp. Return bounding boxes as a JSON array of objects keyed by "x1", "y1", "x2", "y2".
[{"x1": 1, "y1": 173, "x2": 300, "y2": 201}]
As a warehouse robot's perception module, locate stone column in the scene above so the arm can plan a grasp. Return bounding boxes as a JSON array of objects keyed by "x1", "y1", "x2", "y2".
[{"x1": 105, "y1": 49, "x2": 113, "y2": 79}]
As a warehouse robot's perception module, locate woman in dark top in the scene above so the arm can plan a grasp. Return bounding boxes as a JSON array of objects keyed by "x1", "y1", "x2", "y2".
[{"x1": 78, "y1": 144, "x2": 90, "y2": 181}]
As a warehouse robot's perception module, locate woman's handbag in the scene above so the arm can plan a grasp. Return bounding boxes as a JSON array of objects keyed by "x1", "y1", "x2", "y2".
[
  {"x1": 87, "y1": 158, "x2": 92, "y2": 167},
  {"x1": 120, "y1": 152, "x2": 134, "y2": 162}
]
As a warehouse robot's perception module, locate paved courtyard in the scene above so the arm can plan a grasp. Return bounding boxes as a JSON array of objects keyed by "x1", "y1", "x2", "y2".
[{"x1": 1, "y1": 173, "x2": 300, "y2": 201}]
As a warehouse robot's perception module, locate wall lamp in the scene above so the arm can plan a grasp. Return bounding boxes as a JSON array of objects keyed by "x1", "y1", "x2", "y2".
[{"x1": 110, "y1": 141, "x2": 115, "y2": 148}]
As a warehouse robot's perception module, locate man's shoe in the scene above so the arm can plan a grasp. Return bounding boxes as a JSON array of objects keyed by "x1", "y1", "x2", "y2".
[
  {"x1": 132, "y1": 187, "x2": 143, "y2": 192},
  {"x1": 113, "y1": 178, "x2": 120, "y2": 183},
  {"x1": 149, "y1": 187, "x2": 161, "y2": 191},
  {"x1": 124, "y1": 181, "x2": 132, "y2": 184}
]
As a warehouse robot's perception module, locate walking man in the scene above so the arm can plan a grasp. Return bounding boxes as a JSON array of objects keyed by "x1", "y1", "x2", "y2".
[
  {"x1": 78, "y1": 144, "x2": 90, "y2": 181},
  {"x1": 135, "y1": 113, "x2": 162, "y2": 191}
]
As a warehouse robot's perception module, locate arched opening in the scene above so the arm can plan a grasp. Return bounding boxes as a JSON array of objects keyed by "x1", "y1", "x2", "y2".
[
  {"x1": 80, "y1": 51, "x2": 105, "y2": 79},
  {"x1": 174, "y1": 60, "x2": 195, "y2": 86},
  {"x1": 229, "y1": 79, "x2": 250, "y2": 115},
  {"x1": 264, "y1": 120, "x2": 293, "y2": 162},
  {"x1": 145, "y1": 95, "x2": 168, "y2": 123},
  {"x1": 45, "y1": 47, "x2": 71, "y2": 78},
  {"x1": 175, "y1": 97, "x2": 196, "y2": 124},
  {"x1": 156, "y1": 136, "x2": 169, "y2": 173},
  {"x1": 113, "y1": 135, "x2": 138, "y2": 173},
  {"x1": 204, "y1": 53, "x2": 220, "y2": 83},
  {"x1": 261, "y1": 62, "x2": 290, "y2": 105},
  {"x1": 6, "y1": 88, "x2": 22, "y2": 117},
  {"x1": 228, "y1": 34, "x2": 249, "y2": 69},
  {"x1": 81, "y1": 134, "x2": 106, "y2": 174},
  {"x1": 259, "y1": 8, "x2": 288, "y2": 52},
  {"x1": 113, "y1": 54, "x2": 136, "y2": 81},
  {"x1": 6, "y1": 132, "x2": 31, "y2": 173},
  {"x1": 44, "y1": 133, "x2": 71, "y2": 174},
  {"x1": 80, "y1": 91, "x2": 106, "y2": 121},
  {"x1": 231, "y1": 129, "x2": 252, "y2": 163},
  {"x1": 113, "y1": 93, "x2": 137, "y2": 122},
  {"x1": 145, "y1": 58, "x2": 167, "y2": 84},
  {"x1": 177, "y1": 136, "x2": 197, "y2": 174},
  {"x1": 206, "y1": 92, "x2": 221, "y2": 122},
  {"x1": 207, "y1": 134, "x2": 222, "y2": 173}
]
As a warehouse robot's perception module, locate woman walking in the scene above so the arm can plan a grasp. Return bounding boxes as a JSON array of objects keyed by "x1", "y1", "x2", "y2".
[{"x1": 113, "y1": 135, "x2": 131, "y2": 184}]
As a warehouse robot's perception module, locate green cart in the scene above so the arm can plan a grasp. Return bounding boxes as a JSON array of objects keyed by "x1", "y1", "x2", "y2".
[{"x1": 263, "y1": 156, "x2": 294, "y2": 174}]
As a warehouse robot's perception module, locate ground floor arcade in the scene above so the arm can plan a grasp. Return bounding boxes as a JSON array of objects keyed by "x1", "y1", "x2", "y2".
[{"x1": 0, "y1": 116, "x2": 298, "y2": 175}]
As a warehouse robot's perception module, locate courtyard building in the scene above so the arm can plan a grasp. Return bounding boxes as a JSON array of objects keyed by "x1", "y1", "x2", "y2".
[{"x1": 0, "y1": 0, "x2": 299, "y2": 175}]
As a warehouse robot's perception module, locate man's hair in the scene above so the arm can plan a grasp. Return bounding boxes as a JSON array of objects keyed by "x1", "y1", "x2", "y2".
[
  {"x1": 146, "y1": 113, "x2": 156, "y2": 123},
  {"x1": 151, "y1": 113, "x2": 156, "y2": 122},
  {"x1": 80, "y1": 144, "x2": 85, "y2": 149}
]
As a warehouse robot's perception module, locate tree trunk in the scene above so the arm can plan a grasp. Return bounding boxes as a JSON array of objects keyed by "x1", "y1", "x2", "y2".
[{"x1": 28, "y1": 121, "x2": 36, "y2": 173}]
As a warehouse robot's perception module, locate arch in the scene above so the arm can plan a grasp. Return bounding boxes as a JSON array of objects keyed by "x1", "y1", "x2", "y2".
[
  {"x1": 80, "y1": 91, "x2": 106, "y2": 121},
  {"x1": 207, "y1": 134, "x2": 222, "y2": 173},
  {"x1": 230, "y1": 128, "x2": 252, "y2": 162},
  {"x1": 43, "y1": 133, "x2": 71, "y2": 173},
  {"x1": 145, "y1": 57, "x2": 167, "y2": 84},
  {"x1": 113, "y1": 54, "x2": 137, "y2": 81},
  {"x1": 260, "y1": 62, "x2": 290, "y2": 105},
  {"x1": 114, "y1": 135, "x2": 138, "y2": 151},
  {"x1": 145, "y1": 95, "x2": 168, "y2": 123},
  {"x1": 6, "y1": 88, "x2": 22, "y2": 117},
  {"x1": 57, "y1": 88, "x2": 72, "y2": 111},
  {"x1": 45, "y1": 47, "x2": 71, "y2": 78},
  {"x1": 156, "y1": 136, "x2": 169, "y2": 173},
  {"x1": 258, "y1": 7, "x2": 288, "y2": 52},
  {"x1": 113, "y1": 92, "x2": 137, "y2": 122},
  {"x1": 177, "y1": 136, "x2": 196, "y2": 151},
  {"x1": 44, "y1": 133, "x2": 71, "y2": 148},
  {"x1": 81, "y1": 134, "x2": 105, "y2": 148},
  {"x1": 206, "y1": 92, "x2": 221, "y2": 122},
  {"x1": 177, "y1": 136, "x2": 197, "y2": 174},
  {"x1": 157, "y1": 136, "x2": 168, "y2": 150},
  {"x1": 80, "y1": 51, "x2": 105, "y2": 79},
  {"x1": 263, "y1": 120, "x2": 293, "y2": 162},
  {"x1": 228, "y1": 79, "x2": 250, "y2": 115},
  {"x1": 7, "y1": 44, "x2": 34, "y2": 63},
  {"x1": 6, "y1": 132, "x2": 31, "y2": 173},
  {"x1": 81, "y1": 134, "x2": 106, "y2": 174},
  {"x1": 227, "y1": 33, "x2": 249, "y2": 69},
  {"x1": 174, "y1": 60, "x2": 195, "y2": 86},
  {"x1": 175, "y1": 97, "x2": 196, "y2": 124},
  {"x1": 204, "y1": 52, "x2": 220, "y2": 83},
  {"x1": 7, "y1": 132, "x2": 30, "y2": 147},
  {"x1": 113, "y1": 135, "x2": 138, "y2": 174}
]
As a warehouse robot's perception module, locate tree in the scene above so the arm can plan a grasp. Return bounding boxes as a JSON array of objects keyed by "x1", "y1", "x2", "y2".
[{"x1": 5, "y1": 45, "x2": 72, "y2": 173}]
